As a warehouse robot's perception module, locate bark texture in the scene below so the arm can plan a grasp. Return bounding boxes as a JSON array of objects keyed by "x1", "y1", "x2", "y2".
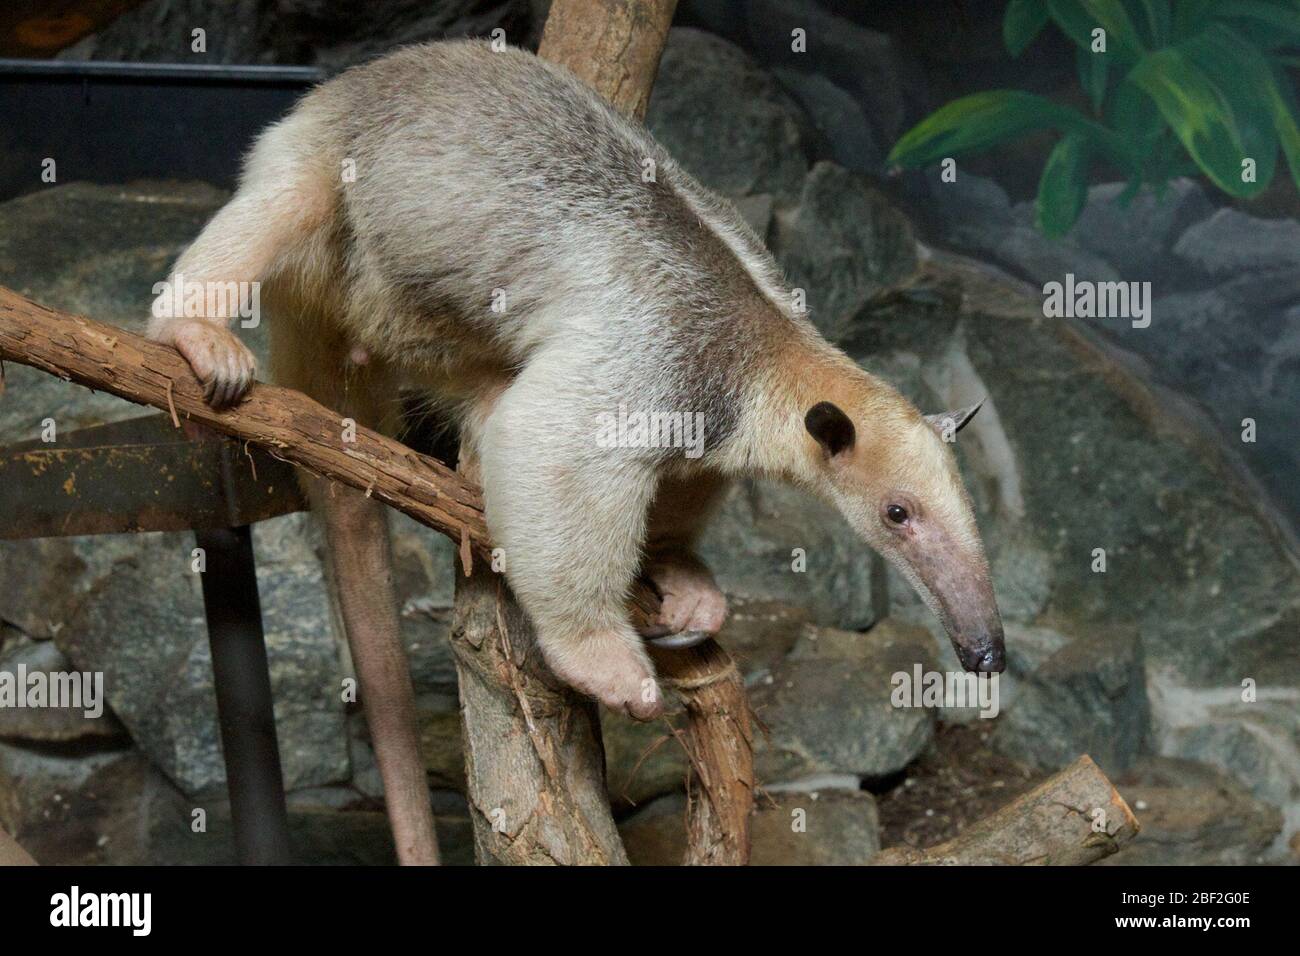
[{"x1": 870, "y1": 756, "x2": 1140, "y2": 865}]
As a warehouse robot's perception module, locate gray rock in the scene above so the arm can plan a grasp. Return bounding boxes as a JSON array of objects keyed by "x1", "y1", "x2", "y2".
[
  {"x1": 1073, "y1": 285, "x2": 1300, "y2": 562},
  {"x1": 602, "y1": 700, "x2": 689, "y2": 809},
  {"x1": 943, "y1": 254, "x2": 1300, "y2": 691},
  {"x1": 0, "y1": 739, "x2": 475, "y2": 864},
  {"x1": 58, "y1": 0, "x2": 539, "y2": 70},
  {"x1": 697, "y1": 478, "x2": 875, "y2": 629},
  {"x1": 49, "y1": 520, "x2": 350, "y2": 796},
  {"x1": 752, "y1": 618, "x2": 937, "y2": 781},
  {"x1": 730, "y1": 193, "x2": 775, "y2": 241},
  {"x1": 771, "y1": 161, "x2": 918, "y2": 342},
  {"x1": 1102, "y1": 757, "x2": 1283, "y2": 865},
  {"x1": 646, "y1": 28, "x2": 808, "y2": 202},
  {"x1": 620, "y1": 786, "x2": 880, "y2": 865},
  {"x1": 772, "y1": 68, "x2": 882, "y2": 174},
  {"x1": 1149, "y1": 671, "x2": 1300, "y2": 822},
  {"x1": 923, "y1": 169, "x2": 1015, "y2": 229},
  {"x1": 742, "y1": 0, "x2": 921, "y2": 143},
  {"x1": 0, "y1": 637, "x2": 127, "y2": 742},
  {"x1": 993, "y1": 623, "x2": 1150, "y2": 777},
  {"x1": 389, "y1": 511, "x2": 459, "y2": 695},
  {"x1": 1174, "y1": 208, "x2": 1300, "y2": 277},
  {"x1": 1070, "y1": 179, "x2": 1214, "y2": 279},
  {"x1": 986, "y1": 225, "x2": 1120, "y2": 287}
]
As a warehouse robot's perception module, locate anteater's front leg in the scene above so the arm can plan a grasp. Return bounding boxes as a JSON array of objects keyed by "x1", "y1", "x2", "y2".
[{"x1": 478, "y1": 355, "x2": 664, "y2": 720}]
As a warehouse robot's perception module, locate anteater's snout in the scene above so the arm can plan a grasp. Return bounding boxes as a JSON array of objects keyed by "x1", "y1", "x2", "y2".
[{"x1": 954, "y1": 625, "x2": 1005, "y2": 674}]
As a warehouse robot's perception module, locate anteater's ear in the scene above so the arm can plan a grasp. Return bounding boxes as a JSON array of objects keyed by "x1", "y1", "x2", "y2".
[
  {"x1": 805, "y1": 401, "x2": 855, "y2": 457},
  {"x1": 925, "y1": 399, "x2": 983, "y2": 437}
]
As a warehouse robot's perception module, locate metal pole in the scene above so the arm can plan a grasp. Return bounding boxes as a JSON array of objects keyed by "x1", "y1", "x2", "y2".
[{"x1": 195, "y1": 525, "x2": 293, "y2": 865}]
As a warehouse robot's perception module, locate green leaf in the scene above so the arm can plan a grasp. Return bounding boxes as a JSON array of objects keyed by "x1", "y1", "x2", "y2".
[
  {"x1": 1128, "y1": 46, "x2": 1264, "y2": 195},
  {"x1": 888, "y1": 91, "x2": 1078, "y2": 167},
  {"x1": 1213, "y1": 0, "x2": 1300, "y2": 52},
  {"x1": 1128, "y1": 0, "x2": 1171, "y2": 48},
  {"x1": 1270, "y1": 63, "x2": 1300, "y2": 190},
  {"x1": 1107, "y1": 76, "x2": 1165, "y2": 162},
  {"x1": 1036, "y1": 132, "x2": 1092, "y2": 237},
  {"x1": 1079, "y1": 0, "x2": 1148, "y2": 60},
  {"x1": 1005, "y1": 0, "x2": 1052, "y2": 55},
  {"x1": 1172, "y1": 0, "x2": 1215, "y2": 39},
  {"x1": 889, "y1": 90, "x2": 1136, "y2": 173},
  {"x1": 1077, "y1": 45, "x2": 1110, "y2": 111},
  {"x1": 1180, "y1": 25, "x2": 1283, "y2": 193},
  {"x1": 1189, "y1": 22, "x2": 1300, "y2": 191}
]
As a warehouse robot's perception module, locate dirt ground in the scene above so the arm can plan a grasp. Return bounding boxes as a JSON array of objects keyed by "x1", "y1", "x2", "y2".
[{"x1": 873, "y1": 722, "x2": 1046, "y2": 851}]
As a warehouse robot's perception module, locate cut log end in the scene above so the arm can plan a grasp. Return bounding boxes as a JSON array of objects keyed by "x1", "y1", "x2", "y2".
[{"x1": 870, "y1": 755, "x2": 1140, "y2": 866}]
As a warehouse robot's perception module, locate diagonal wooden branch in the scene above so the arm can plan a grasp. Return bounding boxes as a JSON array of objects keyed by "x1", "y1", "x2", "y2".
[{"x1": 0, "y1": 285, "x2": 669, "y2": 628}]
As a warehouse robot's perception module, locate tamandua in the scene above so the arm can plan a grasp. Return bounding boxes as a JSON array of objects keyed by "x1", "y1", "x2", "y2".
[{"x1": 148, "y1": 40, "x2": 1005, "y2": 863}]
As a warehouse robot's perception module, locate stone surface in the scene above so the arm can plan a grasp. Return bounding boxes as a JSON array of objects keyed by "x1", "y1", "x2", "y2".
[
  {"x1": 646, "y1": 28, "x2": 808, "y2": 203},
  {"x1": 984, "y1": 225, "x2": 1120, "y2": 287},
  {"x1": 58, "y1": 0, "x2": 540, "y2": 70},
  {"x1": 697, "y1": 479, "x2": 876, "y2": 630},
  {"x1": 752, "y1": 618, "x2": 937, "y2": 782},
  {"x1": 992, "y1": 623, "x2": 1151, "y2": 777},
  {"x1": 920, "y1": 169, "x2": 1015, "y2": 230},
  {"x1": 0, "y1": 637, "x2": 127, "y2": 742},
  {"x1": 1102, "y1": 758, "x2": 1283, "y2": 865},
  {"x1": 772, "y1": 68, "x2": 882, "y2": 174},
  {"x1": 1069, "y1": 179, "x2": 1213, "y2": 280},
  {"x1": 740, "y1": 0, "x2": 922, "y2": 145},
  {"x1": 1148, "y1": 673, "x2": 1300, "y2": 827},
  {"x1": 620, "y1": 786, "x2": 880, "y2": 865},
  {"x1": 602, "y1": 598, "x2": 810, "y2": 808},
  {"x1": 771, "y1": 161, "x2": 918, "y2": 342},
  {"x1": 0, "y1": 740, "x2": 475, "y2": 864},
  {"x1": 44, "y1": 518, "x2": 351, "y2": 796},
  {"x1": 1174, "y1": 208, "x2": 1300, "y2": 278}
]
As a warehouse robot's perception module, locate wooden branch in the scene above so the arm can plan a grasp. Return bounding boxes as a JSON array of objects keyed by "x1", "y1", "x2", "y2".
[
  {"x1": 452, "y1": 569, "x2": 629, "y2": 864},
  {"x1": 648, "y1": 642, "x2": 753, "y2": 865},
  {"x1": 0, "y1": 286, "x2": 676, "y2": 624},
  {"x1": 538, "y1": 0, "x2": 754, "y2": 867},
  {"x1": 0, "y1": 287, "x2": 486, "y2": 546},
  {"x1": 538, "y1": 0, "x2": 677, "y2": 120},
  {"x1": 870, "y1": 755, "x2": 1140, "y2": 866},
  {"x1": 0, "y1": 824, "x2": 37, "y2": 866}
]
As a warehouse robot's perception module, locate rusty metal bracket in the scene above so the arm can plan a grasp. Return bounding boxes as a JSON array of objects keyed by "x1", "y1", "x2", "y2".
[
  {"x1": 0, "y1": 412, "x2": 307, "y2": 863},
  {"x1": 0, "y1": 412, "x2": 306, "y2": 539}
]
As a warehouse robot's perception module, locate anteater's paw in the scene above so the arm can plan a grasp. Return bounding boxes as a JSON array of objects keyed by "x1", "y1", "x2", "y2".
[
  {"x1": 544, "y1": 629, "x2": 664, "y2": 721},
  {"x1": 162, "y1": 319, "x2": 257, "y2": 408},
  {"x1": 647, "y1": 553, "x2": 728, "y2": 636}
]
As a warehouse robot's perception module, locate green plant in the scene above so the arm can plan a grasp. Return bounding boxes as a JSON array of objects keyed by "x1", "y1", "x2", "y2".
[{"x1": 888, "y1": 0, "x2": 1300, "y2": 237}]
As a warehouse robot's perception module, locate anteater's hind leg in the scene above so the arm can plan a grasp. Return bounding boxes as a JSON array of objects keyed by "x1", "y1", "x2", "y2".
[
  {"x1": 644, "y1": 472, "x2": 730, "y2": 637},
  {"x1": 271, "y1": 308, "x2": 440, "y2": 866}
]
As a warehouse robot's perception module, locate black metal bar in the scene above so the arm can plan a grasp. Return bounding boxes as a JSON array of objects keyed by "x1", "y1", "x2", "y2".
[
  {"x1": 0, "y1": 59, "x2": 324, "y2": 84},
  {"x1": 195, "y1": 525, "x2": 293, "y2": 865}
]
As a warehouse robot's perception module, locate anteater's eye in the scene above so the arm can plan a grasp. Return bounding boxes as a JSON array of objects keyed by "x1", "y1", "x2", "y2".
[{"x1": 886, "y1": 504, "x2": 909, "y2": 525}]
